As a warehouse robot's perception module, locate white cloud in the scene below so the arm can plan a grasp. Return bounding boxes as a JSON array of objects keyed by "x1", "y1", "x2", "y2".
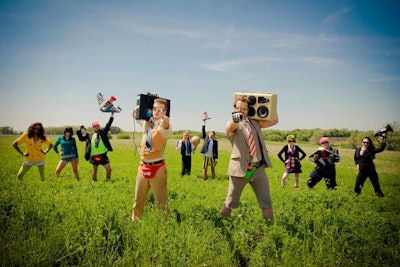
[
  {"x1": 116, "y1": 20, "x2": 206, "y2": 39},
  {"x1": 300, "y1": 56, "x2": 339, "y2": 67},
  {"x1": 200, "y1": 54, "x2": 338, "y2": 72},
  {"x1": 322, "y1": 7, "x2": 353, "y2": 25},
  {"x1": 200, "y1": 56, "x2": 286, "y2": 72}
]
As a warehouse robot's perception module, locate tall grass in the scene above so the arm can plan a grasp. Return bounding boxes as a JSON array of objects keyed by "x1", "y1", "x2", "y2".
[{"x1": 0, "y1": 135, "x2": 399, "y2": 266}]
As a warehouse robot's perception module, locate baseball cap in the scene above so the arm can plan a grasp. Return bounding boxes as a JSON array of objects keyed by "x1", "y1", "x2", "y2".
[
  {"x1": 319, "y1": 137, "x2": 329, "y2": 144},
  {"x1": 92, "y1": 121, "x2": 100, "y2": 128}
]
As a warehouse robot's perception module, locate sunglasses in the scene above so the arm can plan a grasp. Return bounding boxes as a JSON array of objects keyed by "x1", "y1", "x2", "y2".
[
  {"x1": 321, "y1": 142, "x2": 329, "y2": 144},
  {"x1": 33, "y1": 127, "x2": 41, "y2": 130},
  {"x1": 153, "y1": 107, "x2": 166, "y2": 112},
  {"x1": 362, "y1": 141, "x2": 370, "y2": 144}
]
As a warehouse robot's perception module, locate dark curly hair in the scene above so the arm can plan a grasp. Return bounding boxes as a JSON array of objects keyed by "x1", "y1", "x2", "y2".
[{"x1": 27, "y1": 122, "x2": 47, "y2": 140}]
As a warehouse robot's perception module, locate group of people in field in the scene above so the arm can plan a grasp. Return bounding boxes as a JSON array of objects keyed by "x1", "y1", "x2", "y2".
[
  {"x1": 277, "y1": 134, "x2": 386, "y2": 199},
  {"x1": 12, "y1": 95, "x2": 388, "y2": 223},
  {"x1": 13, "y1": 113, "x2": 115, "y2": 183}
]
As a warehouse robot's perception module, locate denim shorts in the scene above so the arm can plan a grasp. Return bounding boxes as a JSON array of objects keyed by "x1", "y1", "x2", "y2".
[{"x1": 61, "y1": 155, "x2": 78, "y2": 163}]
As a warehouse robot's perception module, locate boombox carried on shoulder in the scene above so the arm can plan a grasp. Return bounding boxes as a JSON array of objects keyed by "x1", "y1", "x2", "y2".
[
  {"x1": 234, "y1": 92, "x2": 278, "y2": 120},
  {"x1": 135, "y1": 93, "x2": 171, "y2": 121}
]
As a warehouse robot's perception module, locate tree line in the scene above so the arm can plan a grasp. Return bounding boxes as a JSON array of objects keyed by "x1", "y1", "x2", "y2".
[
  {"x1": 173, "y1": 121, "x2": 400, "y2": 151},
  {"x1": 2, "y1": 121, "x2": 399, "y2": 151}
]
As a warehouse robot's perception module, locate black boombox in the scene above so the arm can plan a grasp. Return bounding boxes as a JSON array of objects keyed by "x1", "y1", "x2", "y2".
[
  {"x1": 135, "y1": 93, "x2": 171, "y2": 121},
  {"x1": 234, "y1": 92, "x2": 278, "y2": 120}
]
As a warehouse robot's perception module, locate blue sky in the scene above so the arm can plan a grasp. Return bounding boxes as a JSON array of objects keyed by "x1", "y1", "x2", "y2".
[{"x1": 1, "y1": 0, "x2": 399, "y2": 133}]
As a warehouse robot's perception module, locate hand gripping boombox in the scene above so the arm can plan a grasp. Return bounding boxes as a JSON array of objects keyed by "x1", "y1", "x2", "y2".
[
  {"x1": 234, "y1": 92, "x2": 278, "y2": 120},
  {"x1": 134, "y1": 93, "x2": 171, "y2": 121}
]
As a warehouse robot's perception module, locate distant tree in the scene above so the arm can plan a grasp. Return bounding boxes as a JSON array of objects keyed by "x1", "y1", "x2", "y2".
[
  {"x1": 264, "y1": 133, "x2": 282, "y2": 142},
  {"x1": 385, "y1": 121, "x2": 400, "y2": 151},
  {"x1": 310, "y1": 129, "x2": 325, "y2": 145},
  {"x1": 110, "y1": 126, "x2": 122, "y2": 134},
  {"x1": 0, "y1": 126, "x2": 14, "y2": 134}
]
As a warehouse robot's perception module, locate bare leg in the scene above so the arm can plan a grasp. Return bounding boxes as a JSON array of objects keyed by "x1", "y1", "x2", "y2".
[
  {"x1": 55, "y1": 160, "x2": 67, "y2": 177},
  {"x1": 294, "y1": 173, "x2": 299, "y2": 188},
  {"x1": 71, "y1": 159, "x2": 80, "y2": 179},
  {"x1": 17, "y1": 164, "x2": 31, "y2": 180},
  {"x1": 221, "y1": 204, "x2": 232, "y2": 218},
  {"x1": 211, "y1": 167, "x2": 216, "y2": 179},
  {"x1": 281, "y1": 172, "x2": 289, "y2": 187},
  {"x1": 38, "y1": 165, "x2": 46, "y2": 181},
  {"x1": 104, "y1": 163, "x2": 111, "y2": 180},
  {"x1": 92, "y1": 165, "x2": 98, "y2": 182},
  {"x1": 203, "y1": 168, "x2": 208, "y2": 180}
]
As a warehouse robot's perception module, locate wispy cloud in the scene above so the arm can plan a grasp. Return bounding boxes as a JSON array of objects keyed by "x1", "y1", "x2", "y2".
[
  {"x1": 200, "y1": 54, "x2": 339, "y2": 72},
  {"x1": 300, "y1": 56, "x2": 339, "y2": 67},
  {"x1": 268, "y1": 32, "x2": 325, "y2": 49},
  {"x1": 322, "y1": 7, "x2": 352, "y2": 24},
  {"x1": 200, "y1": 57, "x2": 266, "y2": 72},
  {"x1": 116, "y1": 20, "x2": 206, "y2": 39},
  {"x1": 221, "y1": 26, "x2": 234, "y2": 56},
  {"x1": 369, "y1": 75, "x2": 400, "y2": 82}
]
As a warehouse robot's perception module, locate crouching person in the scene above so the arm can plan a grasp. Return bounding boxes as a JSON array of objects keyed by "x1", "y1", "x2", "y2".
[{"x1": 307, "y1": 137, "x2": 340, "y2": 190}]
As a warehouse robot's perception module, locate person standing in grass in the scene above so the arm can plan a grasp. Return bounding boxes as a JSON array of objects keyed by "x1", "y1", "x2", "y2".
[
  {"x1": 53, "y1": 126, "x2": 80, "y2": 180},
  {"x1": 221, "y1": 95, "x2": 278, "y2": 224},
  {"x1": 354, "y1": 136, "x2": 386, "y2": 197},
  {"x1": 176, "y1": 130, "x2": 194, "y2": 177},
  {"x1": 131, "y1": 98, "x2": 172, "y2": 221},
  {"x1": 77, "y1": 112, "x2": 114, "y2": 182},
  {"x1": 307, "y1": 137, "x2": 340, "y2": 190},
  {"x1": 200, "y1": 116, "x2": 218, "y2": 180},
  {"x1": 277, "y1": 135, "x2": 306, "y2": 188},
  {"x1": 12, "y1": 122, "x2": 53, "y2": 181}
]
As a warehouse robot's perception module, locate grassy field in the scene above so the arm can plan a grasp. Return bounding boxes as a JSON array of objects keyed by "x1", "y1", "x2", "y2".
[{"x1": 0, "y1": 135, "x2": 399, "y2": 266}]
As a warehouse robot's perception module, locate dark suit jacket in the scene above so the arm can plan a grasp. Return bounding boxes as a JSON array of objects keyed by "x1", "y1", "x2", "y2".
[
  {"x1": 354, "y1": 143, "x2": 385, "y2": 171},
  {"x1": 226, "y1": 118, "x2": 273, "y2": 177},
  {"x1": 77, "y1": 116, "x2": 114, "y2": 161},
  {"x1": 200, "y1": 125, "x2": 218, "y2": 159},
  {"x1": 180, "y1": 140, "x2": 192, "y2": 156}
]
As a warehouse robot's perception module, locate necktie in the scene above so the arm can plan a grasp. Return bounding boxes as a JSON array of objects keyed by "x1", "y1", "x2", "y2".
[
  {"x1": 94, "y1": 133, "x2": 100, "y2": 148},
  {"x1": 245, "y1": 119, "x2": 256, "y2": 158},
  {"x1": 186, "y1": 140, "x2": 191, "y2": 155},
  {"x1": 145, "y1": 122, "x2": 154, "y2": 150}
]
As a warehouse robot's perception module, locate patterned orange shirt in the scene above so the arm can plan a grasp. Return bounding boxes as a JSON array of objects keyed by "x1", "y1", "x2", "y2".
[{"x1": 14, "y1": 132, "x2": 52, "y2": 162}]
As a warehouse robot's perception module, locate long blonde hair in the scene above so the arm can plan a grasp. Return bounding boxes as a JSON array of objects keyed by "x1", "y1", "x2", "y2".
[{"x1": 182, "y1": 130, "x2": 191, "y2": 141}]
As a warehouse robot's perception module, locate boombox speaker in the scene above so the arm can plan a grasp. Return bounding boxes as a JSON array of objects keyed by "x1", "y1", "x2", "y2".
[
  {"x1": 135, "y1": 93, "x2": 171, "y2": 121},
  {"x1": 234, "y1": 92, "x2": 278, "y2": 120}
]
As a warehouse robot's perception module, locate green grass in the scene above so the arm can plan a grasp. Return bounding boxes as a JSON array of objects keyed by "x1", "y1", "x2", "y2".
[{"x1": 0, "y1": 135, "x2": 399, "y2": 266}]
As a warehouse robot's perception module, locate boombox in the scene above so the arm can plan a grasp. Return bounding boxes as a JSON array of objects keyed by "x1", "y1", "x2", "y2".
[
  {"x1": 234, "y1": 92, "x2": 278, "y2": 120},
  {"x1": 135, "y1": 93, "x2": 171, "y2": 121}
]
